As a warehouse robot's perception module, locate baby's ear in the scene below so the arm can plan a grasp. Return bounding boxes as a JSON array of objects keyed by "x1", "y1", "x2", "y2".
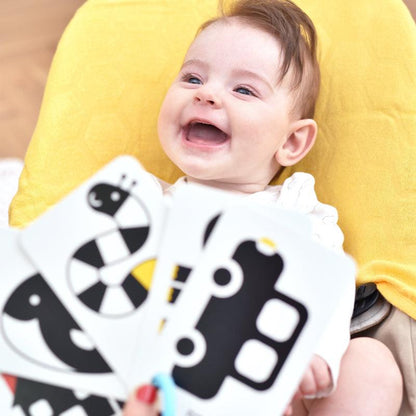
[{"x1": 275, "y1": 119, "x2": 317, "y2": 166}]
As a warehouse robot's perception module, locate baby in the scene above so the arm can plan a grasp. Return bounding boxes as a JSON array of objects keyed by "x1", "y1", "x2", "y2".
[{"x1": 125, "y1": 0, "x2": 403, "y2": 414}]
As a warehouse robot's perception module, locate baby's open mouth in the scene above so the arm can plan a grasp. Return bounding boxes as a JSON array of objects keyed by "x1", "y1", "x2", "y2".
[{"x1": 185, "y1": 122, "x2": 229, "y2": 145}]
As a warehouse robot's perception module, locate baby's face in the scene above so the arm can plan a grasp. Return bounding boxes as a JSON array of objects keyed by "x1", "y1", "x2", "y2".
[{"x1": 158, "y1": 18, "x2": 298, "y2": 192}]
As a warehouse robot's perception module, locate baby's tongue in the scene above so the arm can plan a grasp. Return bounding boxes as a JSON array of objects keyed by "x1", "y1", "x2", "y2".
[{"x1": 187, "y1": 123, "x2": 227, "y2": 144}]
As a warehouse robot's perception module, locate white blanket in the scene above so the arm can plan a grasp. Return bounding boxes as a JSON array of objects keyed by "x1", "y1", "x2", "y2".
[{"x1": 0, "y1": 158, "x2": 23, "y2": 228}]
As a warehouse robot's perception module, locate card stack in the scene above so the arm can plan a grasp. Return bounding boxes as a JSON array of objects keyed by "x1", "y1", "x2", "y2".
[{"x1": 0, "y1": 156, "x2": 355, "y2": 416}]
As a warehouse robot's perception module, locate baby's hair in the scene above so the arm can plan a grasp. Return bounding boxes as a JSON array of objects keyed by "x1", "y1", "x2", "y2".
[{"x1": 199, "y1": 0, "x2": 320, "y2": 119}]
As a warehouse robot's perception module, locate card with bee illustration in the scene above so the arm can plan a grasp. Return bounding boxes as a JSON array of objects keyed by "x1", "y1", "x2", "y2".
[{"x1": 18, "y1": 156, "x2": 166, "y2": 385}]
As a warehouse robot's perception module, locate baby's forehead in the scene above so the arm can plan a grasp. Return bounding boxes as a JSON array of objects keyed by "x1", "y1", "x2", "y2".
[
  {"x1": 186, "y1": 19, "x2": 283, "y2": 62},
  {"x1": 192, "y1": 17, "x2": 275, "y2": 45},
  {"x1": 183, "y1": 19, "x2": 290, "y2": 87}
]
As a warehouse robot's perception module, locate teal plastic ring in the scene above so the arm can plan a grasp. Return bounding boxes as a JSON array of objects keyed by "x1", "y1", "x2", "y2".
[{"x1": 152, "y1": 374, "x2": 176, "y2": 416}]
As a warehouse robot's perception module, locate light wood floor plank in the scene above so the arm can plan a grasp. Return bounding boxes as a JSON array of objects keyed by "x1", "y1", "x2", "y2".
[{"x1": 0, "y1": 0, "x2": 85, "y2": 158}]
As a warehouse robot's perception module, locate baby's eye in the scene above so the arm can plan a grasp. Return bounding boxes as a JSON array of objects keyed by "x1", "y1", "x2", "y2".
[
  {"x1": 188, "y1": 77, "x2": 202, "y2": 84},
  {"x1": 182, "y1": 74, "x2": 202, "y2": 85},
  {"x1": 234, "y1": 86, "x2": 255, "y2": 96}
]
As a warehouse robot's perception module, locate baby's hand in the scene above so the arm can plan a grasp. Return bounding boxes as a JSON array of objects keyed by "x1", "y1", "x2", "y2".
[
  {"x1": 283, "y1": 355, "x2": 333, "y2": 415},
  {"x1": 298, "y1": 354, "x2": 333, "y2": 398}
]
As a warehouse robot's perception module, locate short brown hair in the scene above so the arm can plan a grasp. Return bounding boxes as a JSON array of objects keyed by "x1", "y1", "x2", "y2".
[{"x1": 200, "y1": 0, "x2": 320, "y2": 119}]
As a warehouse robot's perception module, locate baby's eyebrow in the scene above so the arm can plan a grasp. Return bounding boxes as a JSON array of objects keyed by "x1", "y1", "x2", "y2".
[
  {"x1": 231, "y1": 69, "x2": 274, "y2": 92},
  {"x1": 180, "y1": 58, "x2": 208, "y2": 71}
]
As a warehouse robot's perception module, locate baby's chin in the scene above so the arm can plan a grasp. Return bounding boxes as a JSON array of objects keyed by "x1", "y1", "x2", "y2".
[
  {"x1": 172, "y1": 157, "x2": 219, "y2": 181},
  {"x1": 180, "y1": 163, "x2": 280, "y2": 193}
]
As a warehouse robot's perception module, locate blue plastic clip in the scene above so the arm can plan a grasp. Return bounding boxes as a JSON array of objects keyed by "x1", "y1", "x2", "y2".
[{"x1": 152, "y1": 374, "x2": 176, "y2": 416}]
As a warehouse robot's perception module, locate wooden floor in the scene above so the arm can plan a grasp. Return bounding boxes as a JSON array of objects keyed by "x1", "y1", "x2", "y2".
[
  {"x1": 0, "y1": 0, "x2": 415, "y2": 160},
  {"x1": 0, "y1": 0, "x2": 85, "y2": 159}
]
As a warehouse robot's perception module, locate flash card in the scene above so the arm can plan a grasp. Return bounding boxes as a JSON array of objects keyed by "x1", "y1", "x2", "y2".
[
  {"x1": 130, "y1": 183, "x2": 312, "y2": 388},
  {"x1": 0, "y1": 229, "x2": 126, "y2": 400},
  {"x1": 147, "y1": 206, "x2": 355, "y2": 415},
  {"x1": 19, "y1": 156, "x2": 165, "y2": 384},
  {"x1": 11, "y1": 377, "x2": 124, "y2": 416}
]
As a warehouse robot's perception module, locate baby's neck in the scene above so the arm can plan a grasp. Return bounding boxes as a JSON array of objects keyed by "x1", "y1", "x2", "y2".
[{"x1": 185, "y1": 177, "x2": 268, "y2": 195}]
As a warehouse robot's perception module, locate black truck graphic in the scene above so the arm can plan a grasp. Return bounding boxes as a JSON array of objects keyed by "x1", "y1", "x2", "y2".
[{"x1": 173, "y1": 239, "x2": 308, "y2": 399}]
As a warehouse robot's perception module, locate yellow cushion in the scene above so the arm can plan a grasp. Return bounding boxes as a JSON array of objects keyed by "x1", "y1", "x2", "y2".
[
  {"x1": 280, "y1": 0, "x2": 416, "y2": 319},
  {"x1": 10, "y1": 0, "x2": 416, "y2": 319}
]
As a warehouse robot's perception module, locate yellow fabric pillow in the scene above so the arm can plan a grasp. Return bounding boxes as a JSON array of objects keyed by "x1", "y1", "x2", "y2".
[
  {"x1": 280, "y1": 0, "x2": 416, "y2": 320},
  {"x1": 10, "y1": 0, "x2": 416, "y2": 319}
]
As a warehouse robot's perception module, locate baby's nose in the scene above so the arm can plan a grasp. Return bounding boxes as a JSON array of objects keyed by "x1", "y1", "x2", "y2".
[{"x1": 194, "y1": 85, "x2": 221, "y2": 108}]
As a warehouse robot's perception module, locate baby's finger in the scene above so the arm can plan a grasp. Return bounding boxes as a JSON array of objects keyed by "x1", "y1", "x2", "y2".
[
  {"x1": 299, "y1": 367, "x2": 318, "y2": 397},
  {"x1": 310, "y1": 356, "x2": 333, "y2": 395}
]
